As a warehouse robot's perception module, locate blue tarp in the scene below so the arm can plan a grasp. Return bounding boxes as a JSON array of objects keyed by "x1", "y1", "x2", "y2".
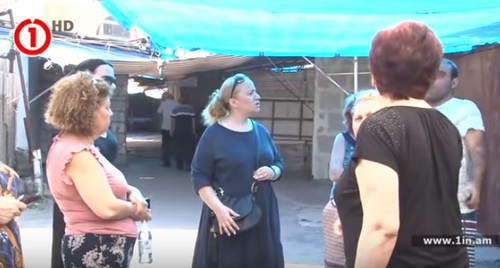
[{"x1": 100, "y1": 0, "x2": 500, "y2": 57}]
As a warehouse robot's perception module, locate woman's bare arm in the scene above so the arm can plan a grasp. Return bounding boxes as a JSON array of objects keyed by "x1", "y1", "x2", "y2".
[
  {"x1": 198, "y1": 186, "x2": 224, "y2": 212},
  {"x1": 355, "y1": 159, "x2": 399, "y2": 268},
  {"x1": 329, "y1": 133, "x2": 346, "y2": 181},
  {"x1": 68, "y1": 151, "x2": 135, "y2": 220}
]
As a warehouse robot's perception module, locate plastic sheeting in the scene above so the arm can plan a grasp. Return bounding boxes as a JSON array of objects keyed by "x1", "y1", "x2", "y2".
[{"x1": 100, "y1": 0, "x2": 500, "y2": 57}]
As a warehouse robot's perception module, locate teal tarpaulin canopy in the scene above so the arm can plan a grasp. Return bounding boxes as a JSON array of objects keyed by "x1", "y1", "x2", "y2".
[{"x1": 99, "y1": 0, "x2": 500, "y2": 57}]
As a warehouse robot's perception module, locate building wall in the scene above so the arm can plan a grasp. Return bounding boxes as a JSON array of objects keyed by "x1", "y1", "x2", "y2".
[
  {"x1": 245, "y1": 68, "x2": 315, "y2": 139},
  {"x1": 0, "y1": 0, "x2": 146, "y2": 40},
  {"x1": 109, "y1": 75, "x2": 129, "y2": 166},
  {"x1": 244, "y1": 69, "x2": 316, "y2": 172},
  {"x1": 245, "y1": 68, "x2": 315, "y2": 99},
  {"x1": 181, "y1": 69, "x2": 316, "y2": 172},
  {"x1": 312, "y1": 57, "x2": 372, "y2": 179},
  {"x1": 41, "y1": 0, "x2": 108, "y2": 34}
]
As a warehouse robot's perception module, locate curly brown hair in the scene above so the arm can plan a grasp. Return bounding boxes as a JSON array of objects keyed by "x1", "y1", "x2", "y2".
[{"x1": 44, "y1": 71, "x2": 114, "y2": 136}]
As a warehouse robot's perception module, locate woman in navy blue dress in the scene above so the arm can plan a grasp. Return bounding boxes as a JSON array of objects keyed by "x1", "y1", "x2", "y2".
[{"x1": 191, "y1": 73, "x2": 285, "y2": 268}]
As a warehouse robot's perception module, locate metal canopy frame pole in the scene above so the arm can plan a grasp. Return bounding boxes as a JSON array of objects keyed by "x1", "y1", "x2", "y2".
[
  {"x1": 264, "y1": 56, "x2": 314, "y2": 112},
  {"x1": 301, "y1": 56, "x2": 350, "y2": 96},
  {"x1": 353, "y1": 56, "x2": 358, "y2": 93}
]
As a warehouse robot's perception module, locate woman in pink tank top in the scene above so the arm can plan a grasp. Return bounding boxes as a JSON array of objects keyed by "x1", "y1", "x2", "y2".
[{"x1": 44, "y1": 71, "x2": 151, "y2": 268}]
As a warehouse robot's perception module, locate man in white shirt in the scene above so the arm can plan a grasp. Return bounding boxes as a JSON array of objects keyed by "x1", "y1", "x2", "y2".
[
  {"x1": 157, "y1": 91, "x2": 178, "y2": 167},
  {"x1": 425, "y1": 58, "x2": 486, "y2": 268}
]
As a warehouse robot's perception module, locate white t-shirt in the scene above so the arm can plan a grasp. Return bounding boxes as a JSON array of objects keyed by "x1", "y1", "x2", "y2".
[
  {"x1": 436, "y1": 97, "x2": 484, "y2": 213},
  {"x1": 157, "y1": 99, "x2": 178, "y2": 131}
]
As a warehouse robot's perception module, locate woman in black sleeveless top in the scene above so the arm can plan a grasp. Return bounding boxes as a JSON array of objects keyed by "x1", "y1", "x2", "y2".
[{"x1": 334, "y1": 21, "x2": 468, "y2": 268}]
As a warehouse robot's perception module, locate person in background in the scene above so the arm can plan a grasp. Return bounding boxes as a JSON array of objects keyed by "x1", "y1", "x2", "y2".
[
  {"x1": 323, "y1": 89, "x2": 377, "y2": 268},
  {"x1": 0, "y1": 162, "x2": 27, "y2": 268},
  {"x1": 333, "y1": 91, "x2": 385, "y2": 261},
  {"x1": 334, "y1": 21, "x2": 468, "y2": 267},
  {"x1": 350, "y1": 93, "x2": 383, "y2": 137},
  {"x1": 51, "y1": 59, "x2": 121, "y2": 268},
  {"x1": 157, "y1": 91, "x2": 178, "y2": 167},
  {"x1": 191, "y1": 73, "x2": 285, "y2": 268},
  {"x1": 323, "y1": 93, "x2": 355, "y2": 268},
  {"x1": 425, "y1": 58, "x2": 486, "y2": 267},
  {"x1": 45, "y1": 71, "x2": 151, "y2": 267},
  {"x1": 94, "y1": 128, "x2": 119, "y2": 164},
  {"x1": 171, "y1": 94, "x2": 197, "y2": 171}
]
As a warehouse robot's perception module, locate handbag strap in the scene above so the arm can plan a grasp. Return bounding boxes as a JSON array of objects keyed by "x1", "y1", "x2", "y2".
[
  {"x1": 1, "y1": 226, "x2": 21, "y2": 251},
  {"x1": 213, "y1": 120, "x2": 261, "y2": 195},
  {"x1": 252, "y1": 119, "x2": 261, "y2": 169}
]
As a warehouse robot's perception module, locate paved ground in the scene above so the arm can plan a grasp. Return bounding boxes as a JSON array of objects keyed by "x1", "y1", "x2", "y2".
[{"x1": 17, "y1": 133, "x2": 500, "y2": 267}]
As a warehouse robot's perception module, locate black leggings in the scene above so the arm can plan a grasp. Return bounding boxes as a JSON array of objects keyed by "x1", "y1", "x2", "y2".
[
  {"x1": 51, "y1": 202, "x2": 65, "y2": 268},
  {"x1": 161, "y1": 130, "x2": 173, "y2": 165}
]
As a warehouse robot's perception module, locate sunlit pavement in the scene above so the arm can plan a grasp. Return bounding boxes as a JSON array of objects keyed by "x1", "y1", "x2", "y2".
[
  {"x1": 21, "y1": 228, "x2": 321, "y2": 268},
  {"x1": 21, "y1": 228, "x2": 198, "y2": 267}
]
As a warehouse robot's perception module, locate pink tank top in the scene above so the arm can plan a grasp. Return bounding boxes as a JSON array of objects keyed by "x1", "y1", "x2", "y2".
[{"x1": 46, "y1": 134, "x2": 137, "y2": 237}]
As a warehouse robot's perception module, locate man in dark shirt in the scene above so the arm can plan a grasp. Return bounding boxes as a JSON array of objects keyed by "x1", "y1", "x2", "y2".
[
  {"x1": 94, "y1": 128, "x2": 119, "y2": 164},
  {"x1": 171, "y1": 95, "x2": 197, "y2": 171}
]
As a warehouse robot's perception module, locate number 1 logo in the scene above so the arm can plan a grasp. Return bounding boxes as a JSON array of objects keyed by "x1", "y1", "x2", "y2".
[{"x1": 14, "y1": 19, "x2": 52, "y2": 56}]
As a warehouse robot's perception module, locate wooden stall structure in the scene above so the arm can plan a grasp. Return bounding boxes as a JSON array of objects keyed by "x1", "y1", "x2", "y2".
[{"x1": 450, "y1": 45, "x2": 500, "y2": 239}]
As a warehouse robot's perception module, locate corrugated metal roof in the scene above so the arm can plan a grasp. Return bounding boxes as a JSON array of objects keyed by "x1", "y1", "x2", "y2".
[{"x1": 161, "y1": 55, "x2": 252, "y2": 77}]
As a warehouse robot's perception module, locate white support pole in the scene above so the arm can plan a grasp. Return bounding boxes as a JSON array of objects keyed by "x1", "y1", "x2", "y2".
[{"x1": 353, "y1": 56, "x2": 359, "y2": 93}]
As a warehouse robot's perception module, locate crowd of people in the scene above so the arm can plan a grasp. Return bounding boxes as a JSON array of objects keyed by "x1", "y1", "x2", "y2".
[
  {"x1": 0, "y1": 20, "x2": 487, "y2": 268},
  {"x1": 322, "y1": 22, "x2": 485, "y2": 268}
]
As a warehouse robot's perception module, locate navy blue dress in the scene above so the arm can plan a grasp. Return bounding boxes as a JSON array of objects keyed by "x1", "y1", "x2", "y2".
[{"x1": 191, "y1": 122, "x2": 285, "y2": 268}]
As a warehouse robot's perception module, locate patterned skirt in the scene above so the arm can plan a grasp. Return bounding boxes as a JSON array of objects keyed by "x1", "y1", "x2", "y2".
[
  {"x1": 62, "y1": 234, "x2": 136, "y2": 268},
  {"x1": 322, "y1": 201, "x2": 345, "y2": 268}
]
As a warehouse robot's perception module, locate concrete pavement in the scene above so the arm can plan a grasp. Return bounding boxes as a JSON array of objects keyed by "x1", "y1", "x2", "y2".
[
  {"x1": 18, "y1": 154, "x2": 328, "y2": 267},
  {"x1": 16, "y1": 132, "x2": 500, "y2": 267}
]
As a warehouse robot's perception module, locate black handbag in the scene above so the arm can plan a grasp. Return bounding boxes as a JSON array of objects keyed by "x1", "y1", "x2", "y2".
[{"x1": 210, "y1": 120, "x2": 262, "y2": 236}]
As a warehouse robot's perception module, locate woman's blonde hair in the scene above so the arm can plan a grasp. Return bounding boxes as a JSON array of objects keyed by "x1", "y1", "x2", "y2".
[
  {"x1": 342, "y1": 89, "x2": 378, "y2": 131},
  {"x1": 44, "y1": 71, "x2": 114, "y2": 136},
  {"x1": 353, "y1": 89, "x2": 380, "y2": 110},
  {"x1": 201, "y1": 73, "x2": 249, "y2": 126}
]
